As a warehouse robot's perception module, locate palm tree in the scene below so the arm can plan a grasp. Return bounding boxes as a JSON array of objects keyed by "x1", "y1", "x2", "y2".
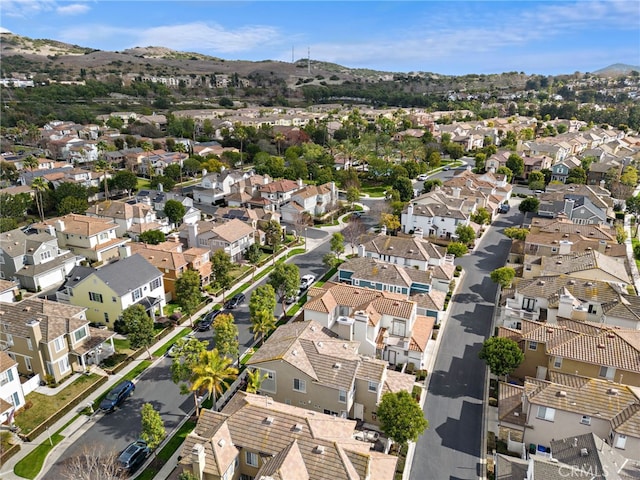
[
  {"x1": 245, "y1": 368, "x2": 268, "y2": 394},
  {"x1": 22, "y1": 155, "x2": 38, "y2": 172},
  {"x1": 234, "y1": 125, "x2": 248, "y2": 167},
  {"x1": 189, "y1": 349, "x2": 238, "y2": 412},
  {"x1": 141, "y1": 141, "x2": 154, "y2": 179},
  {"x1": 31, "y1": 177, "x2": 48, "y2": 221},
  {"x1": 274, "y1": 132, "x2": 286, "y2": 156},
  {"x1": 250, "y1": 310, "x2": 276, "y2": 347},
  {"x1": 94, "y1": 159, "x2": 112, "y2": 200}
]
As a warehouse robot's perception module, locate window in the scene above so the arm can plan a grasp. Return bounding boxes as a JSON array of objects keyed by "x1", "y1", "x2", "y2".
[
  {"x1": 391, "y1": 318, "x2": 406, "y2": 337},
  {"x1": 536, "y1": 406, "x2": 555, "y2": 422},
  {"x1": 553, "y1": 356, "x2": 562, "y2": 368},
  {"x1": 104, "y1": 312, "x2": 109, "y2": 323},
  {"x1": 53, "y1": 336, "x2": 65, "y2": 352},
  {"x1": 368, "y1": 381, "x2": 378, "y2": 393},
  {"x1": 293, "y1": 378, "x2": 306, "y2": 393},
  {"x1": 599, "y1": 365, "x2": 615, "y2": 380},
  {"x1": 131, "y1": 288, "x2": 142, "y2": 302},
  {"x1": 588, "y1": 304, "x2": 597, "y2": 314},
  {"x1": 40, "y1": 250, "x2": 52, "y2": 261},
  {"x1": 522, "y1": 298, "x2": 535, "y2": 312},
  {"x1": 11, "y1": 392, "x2": 21, "y2": 407},
  {"x1": 73, "y1": 327, "x2": 87, "y2": 342},
  {"x1": 338, "y1": 389, "x2": 347, "y2": 403},
  {"x1": 58, "y1": 356, "x2": 70, "y2": 374},
  {"x1": 580, "y1": 415, "x2": 591, "y2": 425},
  {"x1": 615, "y1": 434, "x2": 627, "y2": 449},
  {"x1": 112, "y1": 297, "x2": 117, "y2": 303},
  {"x1": 25, "y1": 357, "x2": 32, "y2": 371},
  {"x1": 26, "y1": 338, "x2": 33, "y2": 351},
  {"x1": 245, "y1": 451, "x2": 258, "y2": 467},
  {"x1": 0, "y1": 369, "x2": 13, "y2": 386},
  {"x1": 529, "y1": 341, "x2": 538, "y2": 351},
  {"x1": 150, "y1": 277, "x2": 162, "y2": 290},
  {"x1": 88, "y1": 292, "x2": 103, "y2": 303}
]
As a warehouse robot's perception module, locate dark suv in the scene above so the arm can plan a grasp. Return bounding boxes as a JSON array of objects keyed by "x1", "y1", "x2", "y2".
[
  {"x1": 99, "y1": 380, "x2": 135, "y2": 412},
  {"x1": 198, "y1": 309, "x2": 221, "y2": 331},
  {"x1": 224, "y1": 293, "x2": 245, "y2": 309},
  {"x1": 117, "y1": 440, "x2": 150, "y2": 473}
]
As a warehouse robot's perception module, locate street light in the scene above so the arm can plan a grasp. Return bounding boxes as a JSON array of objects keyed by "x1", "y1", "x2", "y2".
[
  {"x1": 304, "y1": 227, "x2": 308, "y2": 251},
  {"x1": 235, "y1": 335, "x2": 240, "y2": 366}
]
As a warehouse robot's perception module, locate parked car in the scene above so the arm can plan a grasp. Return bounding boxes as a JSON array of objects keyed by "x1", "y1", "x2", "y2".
[
  {"x1": 417, "y1": 174, "x2": 428, "y2": 181},
  {"x1": 198, "y1": 309, "x2": 221, "y2": 331},
  {"x1": 99, "y1": 380, "x2": 135, "y2": 412},
  {"x1": 351, "y1": 211, "x2": 364, "y2": 218},
  {"x1": 498, "y1": 204, "x2": 510, "y2": 213},
  {"x1": 88, "y1": 322, "x2": 107, "y2": 330},
  {"x1": 443, "y1": 166, "x2": 450, "y2": 171},
  {"x1": 284, "y1": 289, "x2": 301, "y2": 304},
  {"x1": 117, "y1": 440, "x2": 150, "y2": 473},
  {"x1": 224, "y1": 293, "x2": 245, "y2": 309},
  {"x1": 300, "y1": 274, "x2": 316, "y2": 290}
]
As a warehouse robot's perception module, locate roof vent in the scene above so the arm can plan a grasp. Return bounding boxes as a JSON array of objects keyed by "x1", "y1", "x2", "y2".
[
  {"x1": 572, "y1": 438, "x2": 578, "y2": 447},
  {"x1": 314, "y1": 445, "x2": 325, "y2": 454},
  {"x1": 607, "y1": 388, "x2": 619, "y2": 396},
  {"x1": 557, "y1": 390, "x2": 567, "y2": 397},
  {"x1": 392, "y1": 301, "x2": 400, "y2": 306},
  {"x1": 580, "y1": 448, "x2": 589, "y2": 457},
  {"x1": 388, "y1": 246, "x2": 394, "y2": 250},
  {"x1": 563, "y1": 233, "x2": 569, "y2": 238},
  {"x1": 333, "y1": 362, "x2": 341, "y2": 369},
  {"x1": 23, "y1": 306, "x2": 31, "y2": 312},
  {"x1": 586, "y1": 281, "x2": 594, "y2": 286},
  {"x1": 317, "y1": 341, "x2": 323, "y2": 347},
  {"x1": 568, "y1": 280, "x2": 576, "y2": 285},
  {"x1": 217, "y1": 438, "x2": 225, "y2": 447},
  {"x1": 264, "y1": 416, "x2": 274, "y2": 424},
  {"x1": 343, "y1": 343, "x2": 348, "y2": 349},
  {"x1": 606, "y1": 331, "x2": 615, "y2": 338},
  {"x1": 556, "y1": 260, "x2": 562, "y2": 264},
  {"x1": 353, "y1": 290, "x2": 360, "y2": 295},
  {"x1": 538, "y1": 280, "x2": 545, "y2": 286},
  {"x1": 546, "y1": 328, "x2": 554, "y2": 334},
  {"x1": 597, "y1": 343, "x2": 606, "y2": 349},
  {"x1": 293, "y1": 424, "x2": 303, "y2": 432},
  {"x1": 292, "y1": 349, "x2": 297, "y2": 356}
]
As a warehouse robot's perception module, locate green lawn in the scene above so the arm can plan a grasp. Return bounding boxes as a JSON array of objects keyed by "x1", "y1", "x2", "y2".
[
  {"x1": 136, "y1": 420, "x2": 197, "y2": 480},
  {"x1": 360, "y1": 185, "x2": 388, "y2": 198},
  {"x1": 136, "y1": 177, "x2": 151, "y2": 190},
  {"x1": 14, "y1": 433, "x2": 64, "y2": 479}
]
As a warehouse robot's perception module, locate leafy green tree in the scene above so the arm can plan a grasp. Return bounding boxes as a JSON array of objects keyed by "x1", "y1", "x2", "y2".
[
  {"x1": 164, "y1": 163, "x2": 182, "y2": 181},
  {"x1": 566, "y1": 167, "x2": 587, "y2": 185},
  {"x1": 53, "y1": 182, "x2": 88, "y2": 205},
  {"x1": 140, "y1": 403, "x2": 165, "y2": 449},
  {"x1": 506, "y1": 154, "x2": 524, "y2": 179},
  {"x1": 377, "y1": 390, "x2": 428, "y2": 446},
  {"x1": 626, "y1": 194, "x2": 640, "y2": 215},
  {"x1": 183, "y1": 158, "x2": 202, "y2": 177},
  {"x1": 323, "y1": 253, "x2": 341, "y2": 270},
  {"x1": 211, "y1": 250, "x2": 233, "y2": 301},
  {"x1": 138, "y1": 230, "x2": 166, "y2": 245},
  {"x1": 164, "y1": 199, "x2": 185, "y2": 225},
  {"x1": 447, "y1": 242, "x2": 468, "y2": 257},
  {"x1": 244, "y1": 243, "x2": 263, "y2": 281},
  {"x1": 478, "y1": 337, "x2": 524, "y2": 379},
  {"x1": 474, "y1": 152, "x2": 486, "y2": 173},
  {"x1": 213, "y1": 312, "x2": 239, "y2": 361},
  {"x1": 250, "y1": 309, "x2": 277, "y2": 347},
  {"x1": 264, "y1": 220, "x2": 283, "y2": 263},
  {"x1": 616, "y1": 225, "x2": 627, "y2": 244},
  {"x1": 122, "y1": 304, "x2": 155, "y2": 359},
  {"x1": 0, "y1": 161, "x2": 18, "y2": 183},
  {"x1": 58, "y1": 196, "x2": 89, "y2": 215},
  {"x1": 504, "y1": 227, "x2": 528, "y2": 240},
  {"x1": 422, "y1": 178, "x2": 442, "y2": 193},
  {"x1": 455, "y1": 224, "x2": 476, "y2": 245},
  {"x1": 267, "y1": 263, "x2": 299, "y2": 314},
  {"x1": 346, "y1": 187, "x2": 360, "y2": 206},
  {"x1": 150, "y1": 175, "x2": 176, "y2": 191},
  {"x1": 170, "y1": 336, "x2": 209, "y2": 387},
  {"x1": 490, "y1": 267, "x2": 516, "y2": 288},
  {"x1": 0, "y1": 218, "x2": 18, "y2": 233},
  {"x1": 380, "y1": 213, "x2": 400, "y2": 233},
  {"x1": 113, "y1": 170, "x2": 138, "y2": 196},
  {"x1": 427, "y1": 151, "x2": 441, "y2": 169},
  {"x1": 190, "y1": 349, "x2": 238, "y2": 412},
  {"x1": 497, "y1": 166, "x2": 513, "y2": 183},
  {"x1": 0, "y1": 193, "x2": 31, "y2": 219},
  {"x1": 249, "y1": 284, "x2": 277, "y2": 320},
  {"x1": 620, "y1": 166, "x2": 638, "y2": 187},
  {"x1": 175, "y1": 270, "x2": 202, "y2": 323},
  {"x1": 392, "y1": 176, "x2": 414, "y2": 202},
  {"x1": 471, "y1": 207, "x2": 491, "y2": 225},
  {"x1": 445, "y1": 142, "x2": 464, "y2": 160},
  {"x1": 528, "y1": 170, "x2": 546, "y2": 191},
  {"x1": 330, "y1": 232, "x2": 345, "y2": 258},
  {"x1": 518, "y1": 197, "x2": 540, "y2": 213}
]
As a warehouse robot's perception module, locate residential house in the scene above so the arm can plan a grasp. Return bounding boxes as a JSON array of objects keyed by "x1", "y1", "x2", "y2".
[
  {"x1": 55, "y1": 250, "x2": 165, "y2": 326},
  {"x1": 303, "y1": 282, "x2": 433, "y2": 369},
  {"x1": 518, "y1": 373, "x2": 640, "y2": 460},
  {"x1": 0, "y1": 298, "x2": 115, "y2": 383},
  {"x1": 401, "y1": 192, "x2": 474, "y2": 238},
  {"x1": 137, "y1": 151, "x2": 188, "y2": 177},
  {"x1": 85, "y1": 200, "x2": 170, "y2": 238},
  {"x1": 134, "y1": 191, "x2": 200, "y2": 226},
  {"x1": 280, "y1": 182, "x2": 338, "y2": 223},
  {"x1": 0, "y1": 351, "x2": 25, "y2": 424},
  {"x1": 522, "y1": 154, "x2": 553, "y2": 180},
  {"x1": 587, "y1": 159, "x2": 623, "y2": 186},
  {"x1": 31, "y1": 214, "x2": 129, "y2": 264},
  {"x1": 0, "y1": 227, "x2": 80, "y2": 292},
  {"x1": 178, "y1": 392, "x2": 398, "y2": 480},
  {"x1": 182, "y1": 219, "x2": 255, "y2": 262},
  {"x1": 247, "y1": 320, "x2": 416, "y2": 426},
  {"x1": 357, "y1": 233, "x2": 453, "y2": 271},
  {"x1": 192, "y1": 169, "x2": 252, "y2": 205},
  {"x1": 521, "y1": 141, "x2": 568, "y2": 163},
  {"x1": 498, "y1": 318, "x2": 640, "y2": 385},
  {"x1": 536, "y1": 192, "x2": 611, "y2": 225},
  {"x1": 0, "y1": 280, "x2": 19, "y2": 303},
  {"x1": 550, "y1": 156, "x2": 581, "y2": 183},
  {"x1": 257, "y1": 178, "x2": 303, "y2": 211}
]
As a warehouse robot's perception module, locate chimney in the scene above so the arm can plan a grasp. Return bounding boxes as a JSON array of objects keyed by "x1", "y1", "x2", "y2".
[
  {"x1": 563, "y1": 198, "x2": 575, "y2": 216},
  {"x1": 25, "y1": 317, "x2": 42, "y2": 346},
  {"x1": 118, "y1": 244, "x2": 131, "y2": 259},
  {"x1": 597, "y1": 239, "x2": 607, "y2": 253},
  {"x1": 45, "y1": 224, "x2": 56, "y2": 237},
  {"x1": 599, "y1": 179, "x2": 605, "y2": 189},
  {"x1": 297, "y1": 178, "x2": 304, "y2": 188},
  {"x1": 357, "y1": 244, "x2": 365, "y2": 257},
  {"x1": 188, "y1": 222, "x2": 199, "y2": 248},
  {"x1": 558, "y1": 240, "x2": 572, "y2": 255},
  {"x1": 380, "y1": 225, "x2": 387, "y2": 236},
  {"x1": 190, "y1": 443, "x2": 206, "y2": 480},
  {"x1": 452, "y1": 187, "x2": 461, "y2": 199},
  {"x1": 158, "y1": 182, "x2": 163, "y2": 192},
  {"x1": 413, "y1": 227, "x2": 424, "y2": 239},
  {"x1": 54, "y1": 219, "x2": 65, "y2": 232}
]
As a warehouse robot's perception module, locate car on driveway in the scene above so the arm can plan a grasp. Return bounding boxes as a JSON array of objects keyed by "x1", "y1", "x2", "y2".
[
  {"x1": 117, "y1": 439, "x2": 150, "y2": 473},
  {"x1": 498, "y1": 204, "x2": 510, "y2": 213},
  {"x1": 417, "y1": 174, "x2": 428, "y2": 181},
  {"x1": 99, "y1": 380, "x2": 135, "y2": 412},
  {"x1": 299, "y1": 274, "x2": 316, "y2": 290},
  {"x1": 197, "y1": 309, "x2": 221, "y2": 331},
  {"x1": 224, "y1": 293, "x2": 245, "y2": 309}
]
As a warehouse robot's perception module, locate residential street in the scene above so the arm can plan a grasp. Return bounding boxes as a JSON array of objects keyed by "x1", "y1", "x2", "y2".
[{"x1": 409, "y1": 206, "x2": 522, "y2": 480}]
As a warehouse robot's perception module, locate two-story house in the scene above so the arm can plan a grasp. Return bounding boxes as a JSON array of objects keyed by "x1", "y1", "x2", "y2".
[
  {"x1": 0, "y1": 298, "x2": 115, "y2": 383},
  {"x1": 192, "y1": 169, "x2": 251, "y2": 205},
  {"x1": 357, "y1": 233, "x2": 453, "y2": 271},
  {"x1": 280, "y1": 182, "x2": 338, "y2": 223},
  {"x1": 247, "y1": 320, "x2": 417, "y2": 426},
  {"x1": 85, "y1": 200, "x2": 170, "y2": 238},
  {"x1": 549, "y1": 156, "x2": 581, "y2": 183},
  {"x1": 401, "y1": 192, "x2": 474, "y2": 238},
  {"x1": 56, "y1": 249, "x2": 165, "y2": 326},
  {"x1": 31, "y1": 214, "x2": 129, "y2": 264},
  {"x1": 0, "y1": 351, "x2": 25, "y2": 424},
  {"x1": 303, "y1": 282, "x2": 433, "y2": 369},
  {"x1": 183, "y1": 219, "x2": 255, "y2": 262},
  {"x1": 179, "y1": 392, "x2": 398, "y2": 480},
  {"x1": 0, "y1": 227, "x2": 80, "y2": 291},
  {"x1": 257, "y1": 178, "x2": 303, "y2": 211}
]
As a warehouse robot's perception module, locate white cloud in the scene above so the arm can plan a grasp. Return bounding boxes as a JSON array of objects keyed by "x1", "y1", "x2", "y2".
[
  {"x1": 1, "y1": 0, "x2": 55, "y2": 18},
  {"x1": 56, "y1": 3, "x2": 90, "y2": 16}
]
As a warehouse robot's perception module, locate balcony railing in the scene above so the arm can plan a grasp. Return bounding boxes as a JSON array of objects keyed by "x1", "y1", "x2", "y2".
[{"x1": 504, "y1": 302, "x2": 540, "y2": 322}]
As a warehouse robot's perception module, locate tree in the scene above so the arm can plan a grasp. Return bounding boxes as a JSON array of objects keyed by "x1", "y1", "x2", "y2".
[
  {"x1": 175, "y1": 270, "x2": 202, "y2": 324},
  {"x1": 455, "y1": 224, "x2": 476, "y2": 245},
  {"x1": 213, "y1": 312, "x2": 239, "y2": 361},
  {"x1": 138, "y1": 229, "x2": 166, "y2": 245},
  {"x1": 246, "y1": 368, "x2": 269, "y2": 394},
  {"x1": 112, "y1": 170, "x2": 138, "y2": 196},
  {"x1": 53, "y1": 182, "x2": 88, "y2": 205},
  {"x1": 0, "y1": 193, "x2": 31, "y2": 219},
  {"x1": 345, "y1": 187, "x2": 360, "y2": 206},
  {"x1": 244, "y1": 243, "x2": 263, "y2": 281},
  {"x1": 140, "y1": 403, "x2": 165, "y2": 450},
  {"x1": 58, "y1": 196, "x2": 88, "y2": 215},
  {"x1": 505, "y1": 154, "x2": 524, "y2": 180},
  {"x1": 392, "y1": 176, "x2": 414, "y2": 202},
  {"x1": 170, "y1": 336, "x2": 209, "y2": 388},
  {"x1": 0, "y1": 161, "x2": 18, "y2": 183},
  {"x1": 250, "y1": 309, "x2": 277, "y2": 347},
  {"x1": 447, "y1": 242, "x2": 468, "y2": 257},
  {"x1": 61, "y1": 445, "x2": 121, "y2": 480},
  {"x1": 377, "y1": 390, "x2": 428, "y2": 446},
  {"x1": 190, "y1": 349, "x2": 238, "y2": 412},
  {"x1": 504, "y1": 227, "x2": 528, "y2": 240},
  {"x1": 122, "y1": 304, "x2": 155, "y2": 359},
  {"x1": 267, "y1": 263, "x2": 299, "y2": 315},
  {"x1": 626, "y1": 194, "x2": 640, "y2": 215},
  {"x1": 471, "y1": 207, "x2": 491, "y2": 225},
  {"x1": 566, "y1": 167, "x2": 587, "y2": 185},
  {"x1": 330, "y1": 232, "x2": 345, "y2": 258},
  {"x1": 211, "y1": 250, "x2": 233, "y2": 301},
  {"x1": 0, "y1": 218, "x2": 18, "y2": 233},
  {"x1": 150, "y1": 175, "x2": 176, "y2": 192},
  {"x1": 527, "y1": 170, "x2": 546, "y2": 191},
  {"x1": 497, "y1": 166, "x2": 513, "y2": 183},
  {"x1": 380, "y1": 212, "x2": 400, "y2": 233},
  {"x1": 478, "y1": 337, "x2": 524, "y2": 379},
  {"x1": 518, "y1": 197, "x2": 540, "y2": 214},
  {"x1": 490, "y1": 267, "x2": 516, "y2": 288},
  {"x1": 620, "y1": 165, "x2": 638, "y2": 187},
  {"x1": 342, "y1": 217, "x2": 366, "y2": 255},
  {"x1": 249, "y1": 284, "x2": 277, "y2": 320},
  {"x1": 164, "y1": 199, "x2": 185, "y2": 225},
  {"x1": 183, "y1": 158, "x2": 202, "y2": 177},
  {"x1": 422, "y1": 178, "x2": 442, "y2": 193},
  {"x1": 31, "y1": 177, "x2": 48, "y2": 221},
  {"x1": 264, "y1": 220, "x2": 283, "y2": 263},
  {"x1": 164, "y1": 163, "x2": 182, "y2": 181},
  {"x1": 94, "y1": 159, "x2": 112, "y2": 200}
]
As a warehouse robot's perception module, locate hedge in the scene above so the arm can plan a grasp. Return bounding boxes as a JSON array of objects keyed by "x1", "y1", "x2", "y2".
[{"x1": 0, "y1": 443, "x2": 20, "y2": 463}]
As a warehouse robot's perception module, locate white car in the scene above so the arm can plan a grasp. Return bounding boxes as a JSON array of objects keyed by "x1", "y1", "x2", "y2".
[
  {"x1": 417, "y1": 174, "x2": 428, "y2": 181},
  {"x1": 300, "y1": 274, "x2": 316, "y2": 290}
]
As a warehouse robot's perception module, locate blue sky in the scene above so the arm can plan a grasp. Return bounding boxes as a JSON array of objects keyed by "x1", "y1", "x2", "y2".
[{"x1": 1, "y1": 1, "x2": 638, "y2": 76}]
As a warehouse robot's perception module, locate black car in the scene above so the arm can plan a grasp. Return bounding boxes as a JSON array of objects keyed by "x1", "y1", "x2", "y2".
[
  {"x1": 99, "y1": 380, "x2": 135, "y2": 412},
  {"x1": 117, "y1": 440, "x2": 150, "y2": 473},
  {"x1": 224, "y1": 293, "x2": 245, "y2": 309},
  {"x1": 198, "y1": 309, "x2": 221, "y2": 331}
]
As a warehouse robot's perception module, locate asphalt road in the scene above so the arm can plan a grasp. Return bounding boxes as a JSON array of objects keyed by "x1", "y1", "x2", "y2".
[
  {"x1": 42, "y1": 227, "x2": 333, "y2": 479},
  {"x1": 409, "y1": 206, "x2": 522, "y2": 480}
]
